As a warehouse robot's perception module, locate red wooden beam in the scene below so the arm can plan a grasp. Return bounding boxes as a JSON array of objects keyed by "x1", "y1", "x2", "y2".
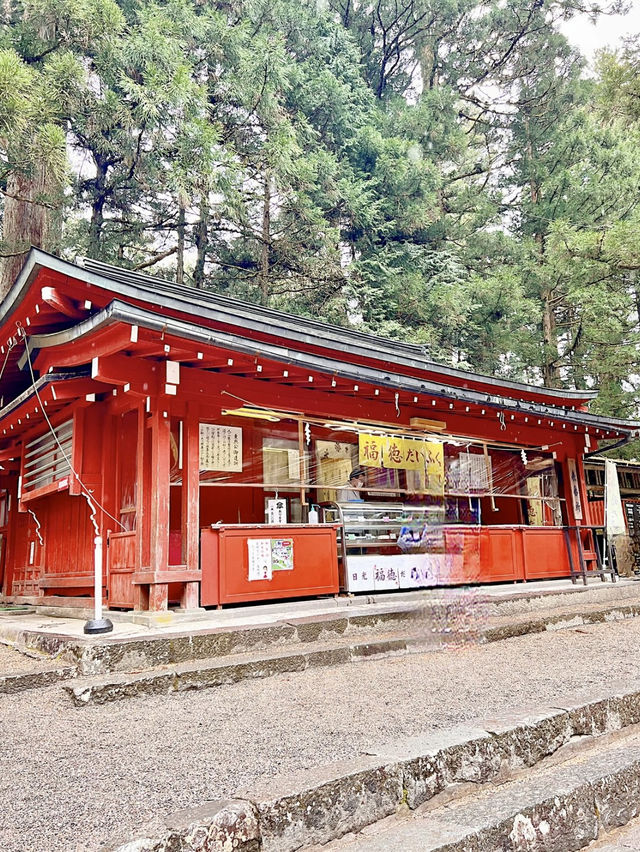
[
  {"x1": 126, "y1": 341, "x2": 168, "y2": 357},
  {"x1": 33, "y1": 324, "x2": 138, "y2": 372},
  {"x1": 40, "y1": 286, "x2": 87, "y2": 319},
  {"x1": 91, "y1": 353, "x2": 161, "y2": 393},
  {"x1": 181, "y1": 404, "x2": 200, "y2": 610},
  {"x1": 132, "y1": 341, "x2": 197, "y2": 361},
  {"x1": 48, "y1": 378, "x2": 98, "y2": 401},
  {"x1": 208, "y1": 363, "x2": 255, "y2": 374}
]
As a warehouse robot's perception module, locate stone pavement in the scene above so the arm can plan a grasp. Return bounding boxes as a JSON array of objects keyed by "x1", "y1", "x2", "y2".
[{"x1": 4, "y1": 578, "x2": 640, "y2": 851}]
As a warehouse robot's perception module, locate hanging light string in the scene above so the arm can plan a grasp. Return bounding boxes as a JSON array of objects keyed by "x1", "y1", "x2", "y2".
[
  {"x1": 16, "y1": 323, "x2": 125, "y2": 532},
  {"x1": 220, "y1": 389, "x2": 559, "y2": 453}
]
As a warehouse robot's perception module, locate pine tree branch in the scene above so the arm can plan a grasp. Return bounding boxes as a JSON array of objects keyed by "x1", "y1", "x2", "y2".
[
  {"x1": 132, "y1": 247, "x2": 177, "y2": 270},
  {"x1": 0, "y1": 187, "x2": 58, "y2": 209}
]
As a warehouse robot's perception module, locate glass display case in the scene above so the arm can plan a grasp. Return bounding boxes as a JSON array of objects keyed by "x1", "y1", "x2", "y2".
[{"x1": 320, "y1": 502, "x2": 445, "y2": 592}]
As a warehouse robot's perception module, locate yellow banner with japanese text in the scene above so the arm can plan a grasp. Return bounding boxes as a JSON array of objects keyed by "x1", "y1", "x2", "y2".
[
  {"x1": 423, "y1": 440, "x2": 445, "y2": 496},
  {"x1": 359, "y1": 433, "x2": 385, "y2": 468},
  {"x1": 358, "y1": 434, "x2": 444, "y2": 485}
]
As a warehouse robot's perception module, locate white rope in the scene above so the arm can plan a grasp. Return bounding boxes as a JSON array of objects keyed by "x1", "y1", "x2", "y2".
[
  {"x1": 27, "y1": 508, "x2": 44, "y2": 546},
  {"x1": 16, "y1": 323, "x2": 126, "y2": 531},
  {"x1": 0, "y1": 336, "x2": 17, "y2": 385}
]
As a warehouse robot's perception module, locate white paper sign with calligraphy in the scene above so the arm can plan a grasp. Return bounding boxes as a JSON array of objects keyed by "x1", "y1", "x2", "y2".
[
  {"x1": 567, "y1": 458, "x2": 583, "y2": 521},
  {"x1": 267, "y1": 499, "x2": 288, "y2": 525},
  {"x1": 287, "y1": 449, "x2": 300, "y2": 480},
  {"x1": 199, "y1": 424, "x2": 243, "y2": 472},
  {"x1": 345, "y1": 555, "x2": 375, "y2": 592},
  {"x1": 346, "y1": 555, "x2": 401, "y2": 592},
  {"x1": 397, "y1": 554, "x2": 434, "y2": 589}
]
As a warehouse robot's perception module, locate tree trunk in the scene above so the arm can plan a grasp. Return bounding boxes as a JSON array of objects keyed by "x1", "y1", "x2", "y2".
[
  {"x1": 193, "y1": 195, "x2": 208, "y2": 289},
  {"x1": 87, "y1": 157, "x2": 108, "y2": 259},
  {"x1": 630, "y1": 269, "x2": 640, "y2": 327},
  {"x1": 541, "y1": 289, "x2": 560, "y2": 386},
  {"x1": 0, "y1": 161, "x2": 61, "y2": 297},
  {"x1": 527, "y1": 114, "x2": 561, "y2": 389},
  {"x1": 420, "y1": 41, "x2": 439, "y2": 90},
  {"x1": 176, "y1": 202, "x2": 185, "y2": 286},
  {"x1": 259, "y1": 171, "x2": 271, "y2": 307}
]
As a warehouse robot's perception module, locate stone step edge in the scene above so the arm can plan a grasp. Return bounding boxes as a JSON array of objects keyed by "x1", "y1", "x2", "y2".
[
  {"x1": 61, "y1": 599, "x2": 640, "y2": 697},
  {"x1": 10, "y1": 594, "x2": 640, "y2": 677},
  {"x1": 8, "y1": 599, "x2": 640, "y2": 695},
  {"x1": 64, "y1": 595, "x2": 640, "y2": 706},
  {"x1": 312, "y1": 750, "x2": 640, "y2": 852},
  {"x1": 113, "y1": 752, "x2": 640, "y2": 852},
  {"x1": 64, "y1": 638, "x2": 410, "y2": 705},
  {"x1": 482, "y1": 600, "x2": 640, "y2": 641},
  {"x1": 0, "y1": 665, "x2": 77, "y2": 694},
  {"x1": 7, "y1": 609, "x2": 420, "y2": 675},
  {"x1": 107, "y1": 683, "x2": 640, "y2": 852}
]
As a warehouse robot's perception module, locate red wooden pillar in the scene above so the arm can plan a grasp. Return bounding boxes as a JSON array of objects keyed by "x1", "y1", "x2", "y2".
[
  {"x1": 134, "y1": 403, "x2": 150, "y2": 610},
  {"x1": 138, "y1": 404, "x2": 152, "y2": 563},
  {"x1": 146, "y1": 407, "x2": 171, "y2": 611},
  {"x1": 1, "y1": 476, "x2": 18, "y2": 598},
  {"x1": 180, "y1": 405, "x2": 200, "y2": 609},
  {"x1": 561, "y1": 446, "x2": 587, "y2": 576},
  {"x1": 100, "y1": 409, "x2": 117, "y2": 607},
  {"x1": 574, "y1": 451, "x2": 590, "y2": 525}
]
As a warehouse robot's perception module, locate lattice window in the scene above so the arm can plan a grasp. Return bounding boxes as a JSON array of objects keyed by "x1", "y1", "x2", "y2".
[{"x1": 22, "y1": 420, "x2": 73, "y2": 494}]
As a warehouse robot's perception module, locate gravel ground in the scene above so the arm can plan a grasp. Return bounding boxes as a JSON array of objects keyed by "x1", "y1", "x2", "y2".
[
  {"x1": 3, "y1": 619, "x2": 640, "y2": 852},
  {"x1": 0, "y1": 642, "x2": 62, "y2": 675}
]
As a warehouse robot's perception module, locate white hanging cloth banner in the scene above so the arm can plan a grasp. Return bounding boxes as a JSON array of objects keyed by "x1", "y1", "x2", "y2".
[{"x1": 605, "y1": 459, "x2": 626, "y2": 537}]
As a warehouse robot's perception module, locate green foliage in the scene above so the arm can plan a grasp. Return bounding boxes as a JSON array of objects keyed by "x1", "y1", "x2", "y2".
[
  {"x1": 2, "y1": 0, "x2": 640, "y2": 422},
  {"x1": 0, "y1": 48, "x2": 35, "y2": 135}
]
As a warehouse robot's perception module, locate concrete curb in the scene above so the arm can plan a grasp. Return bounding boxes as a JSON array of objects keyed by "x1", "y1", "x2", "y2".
[
  {"x1": 0, "y1": 665, "x2": 77, "y2": 694},
  {"x1": 7, "y1": 610, "x2": 420, "y2": 676},
  {"x1": 8, "y1": 594, "x2": 640, "y2": 680},
  {"x1": 64, "y1": 638, "x2": 409, "y2": 705},
  {"x1": 60, "y1": 601, "x2": 640, "y2": 706},
  {"x1": 108, "y1": 684, "x2": 640, "y2": 852},
  {"x1": 483, "y1": 602, "x2": 640, "y2": 642}
]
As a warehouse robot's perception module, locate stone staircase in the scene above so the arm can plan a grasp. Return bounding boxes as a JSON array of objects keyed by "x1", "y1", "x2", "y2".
[
  {"x1": 111, "y1": 684, "x2": 640, "y2": 852},
  {"x1": 5, "y1": 581, "x2": 640, "y2": 851},
  {"x1": 4, "y1": 581, "x2": 640, "y2": 706},
  {"x1": 318, "y1": 724, "x2": 640, "y2": 852}
]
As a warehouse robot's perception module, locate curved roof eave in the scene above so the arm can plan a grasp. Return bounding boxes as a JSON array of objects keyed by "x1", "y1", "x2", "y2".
[
  {"x1": 0, "y1": 371, "x2": 86, "y2": 424},
  {"x1": 0, "y1": 249, "x2": 599, "y2": 406},
  {"x1": 27, "y1": 300, "x2": 640, "y2": 434}
]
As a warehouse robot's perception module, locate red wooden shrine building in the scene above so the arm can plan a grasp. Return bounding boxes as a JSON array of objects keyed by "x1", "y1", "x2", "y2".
[{"x1": 0, "y1": 249, "x2": 637, "y2": 613}]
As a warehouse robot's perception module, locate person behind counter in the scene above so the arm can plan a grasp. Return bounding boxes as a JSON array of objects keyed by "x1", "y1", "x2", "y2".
[{"x1": 337, "y1": 468, "x2": 366, "y2": 502}]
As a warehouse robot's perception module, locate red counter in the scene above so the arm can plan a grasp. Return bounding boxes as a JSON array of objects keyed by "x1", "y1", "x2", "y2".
[
  {"x1": 441, "y1": 525, "x2": 571, "y2": 584},
  {"x1": 200, "y1": 524, "x2": 339, "y2": 606},
  {"x1": 362, "y1": 526, "x2": 572, "y2": 591}
]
